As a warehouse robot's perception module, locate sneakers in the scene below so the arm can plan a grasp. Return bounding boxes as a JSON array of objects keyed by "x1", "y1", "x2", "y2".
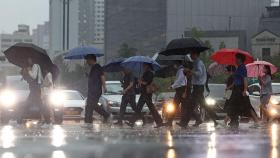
[
  {"x1": 113, "y1": 121, "x2": 123, "y2": 126},
  {"x1": 41, "y1": 123, "x2": 52, "y2": 129},
  {"x1": 125, "y1": 121, "x2": 134, "y2": 128},
  {"x1": 81, "y1": 123, "x2": 93, "y2": 129},
  {"x1": 154, "y1": 122, "x2": 168, "y2": 129},
  {"x1": 193, "y1": 120, "x2": 203, "y2": 127},
  {"x1": 176, "y1": 122, "x2": 188, "y2": 128},
  {"x1": 249, "y1": 123, "x2": 261, "y2": 129}
]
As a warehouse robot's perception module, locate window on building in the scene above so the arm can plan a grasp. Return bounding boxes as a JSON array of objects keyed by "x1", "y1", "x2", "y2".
[
  {"x1": 24, "y1": 39, "x2": 32, "y2": 42},
  {"x1": 1, "y1": 39, "x2": 12, "y2": 42},
  {"x1": 262, "y1": 48, "x2": 271, "y2": 60},
  {"x1": 14, "y1": 39, "x2": 22, "y2": 43}
]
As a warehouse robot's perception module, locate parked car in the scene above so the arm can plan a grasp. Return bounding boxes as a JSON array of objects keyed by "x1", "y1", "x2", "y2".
[
  {"x1": 99, "y1": 81, "x2": 150, "y2": 119},
  {"x1": 48, "y1": 89, "x2": 86, "y2": 123},
  {"x1": 248, "y1": 83, "x2": 280, "y2": 120},
  {"x1": 0, "y1": 76, "x2": 64, "y2": 124}
]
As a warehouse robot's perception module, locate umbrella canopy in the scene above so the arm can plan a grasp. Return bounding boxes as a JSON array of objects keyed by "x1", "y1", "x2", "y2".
[
  {"x1": 154, "y1": 65, "x2": 177, "y2": 78},
  {"x1": 211, "y1": 48, "x2": 254, "y2": 65},
  {"x1": 103, "y1": 58, "x2": 126, "y2": 72},
  {"x1": 64, "y1": 46, "x2": 103, "y2": 59},
  {"x1": 159, "y1": 38, "x2": 209, "y2": 56},
  {"x1": 3, "y1": 43, "x2": 53, "y2": 76},
  {"x1": 121, "y1": 56, "x2": 161, "y2": 77},
  {"x1": 152, "y1": 52, "x2": 185, "y2": 66},
  {"x1": 208, "y1": 62, "x2": 226, "y2": 77},
  {"x1": 246, "y1": 60, "x2": 277, "y2": 77}
]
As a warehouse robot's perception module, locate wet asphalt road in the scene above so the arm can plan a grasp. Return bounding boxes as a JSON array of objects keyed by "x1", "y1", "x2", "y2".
[{"x1": 0, "y1": 121, "x2": 279, "y2": 158}]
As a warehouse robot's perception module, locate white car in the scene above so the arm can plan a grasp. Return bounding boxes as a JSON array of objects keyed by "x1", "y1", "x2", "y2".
[
  {"x1": 99, "y1": 81, "x2": 150, "y2": 118},
  {"x1": 248, "y1": 83, "x2": 280, "y2": 120},
  {"x1": 55, "y1": 90, "x2": 86, "y2": 121}
]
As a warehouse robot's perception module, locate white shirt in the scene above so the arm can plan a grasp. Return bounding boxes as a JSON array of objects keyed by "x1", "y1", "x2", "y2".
[
  {"x1": 192, "y1": 59, "x2": 207, "y2": 85},
  {"x1": 172, "y1": 66, "x2": 187, "y2": 89},
  {"x1": 28, "y1": 64, "x2": 43, "y2": 85}
]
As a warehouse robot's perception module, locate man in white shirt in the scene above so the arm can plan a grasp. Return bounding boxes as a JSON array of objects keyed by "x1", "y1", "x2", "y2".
[
  {"x1": 18, "y1": 58, "x2": 51, "y2": 126},
  {"x1": 168, "y1": 60, "x2": 187, "y2": 126}
]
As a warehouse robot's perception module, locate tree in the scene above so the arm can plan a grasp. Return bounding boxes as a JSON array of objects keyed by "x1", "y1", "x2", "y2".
[
  {"x1": 118, "y1": 43, "x2": 137, "y2": 58},
  {"x1": 219, "y1": 41, "x2": 226, "y2": 49}
]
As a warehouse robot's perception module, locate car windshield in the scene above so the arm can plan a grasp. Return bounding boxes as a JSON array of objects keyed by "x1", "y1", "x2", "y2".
[
  {"x1": 106, "y1": 83, "x2": 122, "y2": 95},
  {"x1": 273, "y1": 85, "x2": 280, "y2": 94},
  {"x1": 207, "y1": 85, "x2": 226, "y2": 98},
  {"x1": 65, "y1": 91, "x2": 84, "y2": 100},
  {"x1": 6, "y1": 77, "x2": 29, "y2": 90}
]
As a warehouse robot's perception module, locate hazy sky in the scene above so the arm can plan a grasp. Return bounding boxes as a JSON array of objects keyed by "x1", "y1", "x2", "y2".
[{"x1": 0, "y1": 0, "x2": 49, "y2": 34}]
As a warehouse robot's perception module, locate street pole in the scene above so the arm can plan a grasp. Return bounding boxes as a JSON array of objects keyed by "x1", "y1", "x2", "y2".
[
  {"x1": 62, "y1": 0, "x2": 66, "y2": 51},
  {"x1": 67, "y1": 0, "x2": 70, "y2": 50}
]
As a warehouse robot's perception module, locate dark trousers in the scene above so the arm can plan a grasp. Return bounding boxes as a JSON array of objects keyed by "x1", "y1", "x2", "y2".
[
  {"x1": 168, "y1": 86, "x2": 186, "y2": 123},
  {"x1": 131, "y1": 93, "x2": 162, "y2": 125},
  {"x1": 18, "y1": 83, "x2": 51, "y2": 124},
  {"x1": 184, "y1": 85, "x2": 217, "y2": 125},
  {"x1": 118, "y1": 94, "x2": 145, "y2": 122},
  {"x1": 85, "y1": 94, "x2": 109, "y2": 123}
]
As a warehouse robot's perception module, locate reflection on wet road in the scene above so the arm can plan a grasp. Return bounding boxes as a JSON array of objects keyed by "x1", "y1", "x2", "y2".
[{"x1": 0, "y1": 122, "x2": 279, "y2": 158}]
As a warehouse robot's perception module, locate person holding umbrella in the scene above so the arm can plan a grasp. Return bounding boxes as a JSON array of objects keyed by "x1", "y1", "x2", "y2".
[
  {"x1": 122, "y1": 56, "x2": 165, "y2": 128},
  {"x1": 228, "y1": 53, "x2": 260, "y2": 129},
  {"x1": 246, "y1": 61, "x2": 277, "y2": 122},
  {"x1": 83, "y1": 54, "x2": 111, "y2": 127},
  {"x1": 114, "y1": 68, "x2": 146, "y2": 126},
  {"x1": 184, "y1": 51, "x2": 218, "y2": 127},
  {"x1": 20, "y1": 58, "x2": 51, "y2": 127},
  {"x1": 258, "y1": 65, "x2": 273, "y2": 122}
]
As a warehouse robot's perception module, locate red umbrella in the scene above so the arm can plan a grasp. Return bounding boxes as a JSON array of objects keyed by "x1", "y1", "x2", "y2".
[
  {"x1": 246, "y1": 60, "x2": 277, "y2": 77},
  {"x1": 211, "y1": 48, "x2": 254, "y2": 65}
]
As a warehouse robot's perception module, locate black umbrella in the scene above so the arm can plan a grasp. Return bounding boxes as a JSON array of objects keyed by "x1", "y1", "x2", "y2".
[
  {"x1": 159, "y1": 38, "x2": 209, "y2": 56},
  {"x1": 155, "y1": 65, "x2": 177, "y2": 78},
  {"x1": 3, "y1": 43, "x2": 53, "y2": 76},
  {"x1": 103, "y1": 58, "x2": 126, "y2": 72},
  {"x1": 153, "y1": 52, "x2": 185, "y2": 66}
]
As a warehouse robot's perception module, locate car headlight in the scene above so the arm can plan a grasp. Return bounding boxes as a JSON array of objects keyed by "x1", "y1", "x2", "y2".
[
  {"x1": 0, "y1": 90, "x2": 17, "y2": 107},
  {"x1": 270, "y1": 108, "x2": 278, "y2": 116},
  {"x1": 206, "y1": 97, "x2": 216, "y2": 106},
  {"x1": 108, "y1": 101, "x2": 119, "y2": 107},
  {"x1": 270, "y1": 98, "x2": 280, "y2": 105},
  {"x1": 165, "y1": 102, "x2": 176, "y2": 114},
  {"x1": 49, "y1": 91, "x2": 66, "y2": 107}
]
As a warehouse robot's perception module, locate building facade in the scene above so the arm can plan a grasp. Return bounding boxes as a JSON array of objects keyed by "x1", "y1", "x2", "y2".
[
  {"x1": 32, "y1": 21, "x2": 50, "y2": 51},
  {"x1": 49, "y1": 0, "x2": 79, "y2": 56},
  {"x1": 0, "y1": 24, "x2": 33, "y2": 54},
  {"x1": 105, "y1": 0, "x2": 271, "y2": 61},
  {"x1": 104, "y1": 0, "x2": 167, "y2": 61},
  {"x1": 49, "y1": 0, "x2": 104, "y2": 57},
  {"x1": 252, "y1": 4, "x2": 280, "y2": 59},
  {"x1": 251, "y1": 30, "x2": 280, "y2": 60}
]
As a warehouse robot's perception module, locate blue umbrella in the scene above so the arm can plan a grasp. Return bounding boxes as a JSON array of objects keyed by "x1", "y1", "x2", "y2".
[
  {"x1": 121, "y1": 56, "x2": 161, "y2": 77},
  {"x1": 64, "y1": 46, "x2": 103, "y2": 59},
  {"x1": 103, "y1": 58, "x2": 126, "y2": 72}
]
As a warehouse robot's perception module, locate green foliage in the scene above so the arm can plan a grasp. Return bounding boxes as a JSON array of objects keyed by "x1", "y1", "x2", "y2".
[
  {"x1": 118, "y1": 43, "x2": 137, "y2": 58},
  {"x1": 219, "y1": 41, "x2": 226, "y2": 49},
  {"x1": 154, "y1": 77, "x2": 174, "y2": 93}
]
